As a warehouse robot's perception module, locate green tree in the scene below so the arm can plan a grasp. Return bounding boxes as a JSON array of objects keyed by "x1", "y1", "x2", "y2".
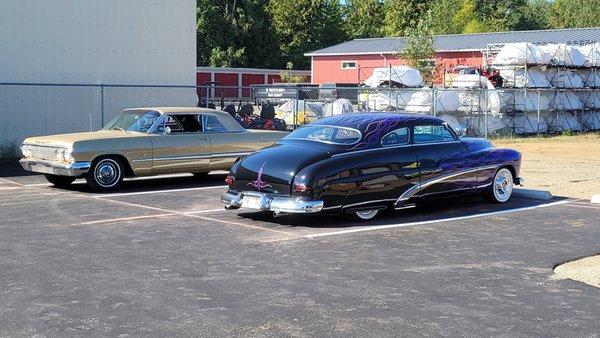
[
  {"x1": 268, "y1": 0, "x2": 347, "y2": 69},
  {"x1": 196, "y1": 0, "x2": 279, "y2": 68},
  {"x1": 280, "y1": 62, "x2": 308, "y2": 83},
  {"x1": 380, "y1": 0, "x2": 429, "y2": 37},
  {"x1": 343, "y1": 0, "x2": 384, "y2": 38},
  {"x1": 548, "y1": 0, "x2": 600, "y2": 29},
  {"x1": 429, "y1": 0, "x2": 462, "y2": 34},
  {"x1": 399, "y1": 11, "x2": 436, "y2": 85},
  {"x1": 513, "y1": 0, "x2": 551, "y2": 30}
]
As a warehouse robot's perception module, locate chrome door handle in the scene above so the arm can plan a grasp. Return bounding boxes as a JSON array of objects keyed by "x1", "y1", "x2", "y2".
[{"x1": 199, "y1": 136, "x2": 209, "y2": 141}]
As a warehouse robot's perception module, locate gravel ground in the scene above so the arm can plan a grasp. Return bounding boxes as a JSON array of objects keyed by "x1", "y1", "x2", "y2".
[
  {"x1": 553, "y1": 255, "x2": 600, "y2": 288},
  {"x1": 493, "y1": 133, "x2": 600, "y2": 199}
]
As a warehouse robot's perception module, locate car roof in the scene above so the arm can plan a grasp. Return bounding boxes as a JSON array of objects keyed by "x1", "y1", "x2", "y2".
[
  {"x1": 313, "y1": 113, "x2": 444, "y2": 132},
  {"x1": 124, "y1": 106, "x2": 229, "y2": 115},
  {"x1": 124, "y1": 107, "x2": 245, "y2": 131}
]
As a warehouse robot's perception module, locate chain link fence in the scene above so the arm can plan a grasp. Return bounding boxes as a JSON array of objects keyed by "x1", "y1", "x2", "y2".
[{"x1": 1, "y1": 82, "x2": 599, "y2": 160}]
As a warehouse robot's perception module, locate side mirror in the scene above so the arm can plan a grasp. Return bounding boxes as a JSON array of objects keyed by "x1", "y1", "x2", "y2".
[{"x1": 164, "y1": 126, "x2": 172, "y2": 134}]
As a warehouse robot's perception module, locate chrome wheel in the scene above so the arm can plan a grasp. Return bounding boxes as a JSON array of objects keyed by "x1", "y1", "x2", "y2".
[
  {"x1": 354, "y1": 209, "x2": 379, "y2": 220},
  {"x1": 94, "y1": 159, "x2": 121, "y2": 188},
  {"x1": 493, "y1": 168, "x2": 513, "y2": 203}
]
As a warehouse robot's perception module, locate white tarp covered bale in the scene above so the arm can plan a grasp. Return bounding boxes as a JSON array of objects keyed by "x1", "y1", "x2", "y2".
[
  {"x1": 540, "y1": 43, "x2": 586, "y2": 66},
  {"x1": 451, "y1": 74, "x2": 501, "y2": 116},
  {"x1": 577, "y1": 43, "x2": 600, "y2": 67},
  {"x1": 499, "y1": 90, "x2": 554, "y2": 111},
  {"x1": 549, "y1": 112, "x2": 582, "y2": 131},
  {"x1": 405, "y1": 90, "x2": 460, "y2": 113},
  {"x1": 577, "y1": 70, "x2": 600, "y2": 87},
  {"x1": 554, "y1": 92, "x2": 583, "y2": 110},
  {"x1": 514, "y1": 113, "x2": 549, "y2": 133},
  {"x1": 581, "y1": 112, "x2": 600, "y2": 129},
  {"x1": 363, "y1": 66, "x2": 423, "y2": 88},
  {"x1": 360, "y1": 90, "x2": 414, "y2": 111},
  {"x1": 580, "y1": 91, "x2": 600, "y2": 109},
  {"x1": 493, "y1": 43, "x2": 552, "y2": 65},
  {"x1": 499, "y1": 67, "x2": 550, "y2": 88},
  {"x1": 548, "y1": 69, "x2": 584, "y2": 88},
  {"x1": 324, "y1": 98, "x2": 353, "y2": 116}
]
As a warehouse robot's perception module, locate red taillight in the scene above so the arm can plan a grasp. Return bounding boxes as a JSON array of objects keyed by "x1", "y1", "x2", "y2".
[
  {"x1": 293, "y1": 182, "x2": 309, "y2": 193},
  {"x1": 225, "y1": 175, "x2": 235, "y2": 186}
]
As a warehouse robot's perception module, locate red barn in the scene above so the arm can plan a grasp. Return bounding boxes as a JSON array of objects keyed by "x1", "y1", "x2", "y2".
[
  {"x1": 196, "y1": 67, "x2": 311, "y2": 98},
  {"x1": 305, "y1": 27, "x2": 600, "y2": 85}
]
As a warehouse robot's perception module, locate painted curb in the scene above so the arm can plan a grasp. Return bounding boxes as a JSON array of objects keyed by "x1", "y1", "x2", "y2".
[
  {"x1": 513, "y1": 188, "x2": 553, "y2": 200},
  {"x1": 591, "y1": 195, "x2": 600, "y2": 204}
]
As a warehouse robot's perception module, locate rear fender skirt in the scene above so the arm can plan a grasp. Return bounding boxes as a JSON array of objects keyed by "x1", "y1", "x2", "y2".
[{"x1": 394, "y1": 164, "x2": 498, "y2": 207}]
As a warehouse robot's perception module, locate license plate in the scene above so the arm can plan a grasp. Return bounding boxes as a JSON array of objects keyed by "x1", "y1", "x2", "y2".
[
  {"x1": 241, "y1": 195, "x2": 262, "y2": 209},
  {"x1": 30, "y1": 164, "x2": 54, "y2": 174}
]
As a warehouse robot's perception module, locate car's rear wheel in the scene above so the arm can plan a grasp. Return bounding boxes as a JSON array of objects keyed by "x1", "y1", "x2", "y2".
[
  {"x1": 44, "y1": 174, "x2": 75, "y2": 188},
  {"x1": 86, "y1": 157, "x2": 124, "y2": 191},
  {"x1": 348, "y1": 209, "x2": 380, "y2": 221},
  {"x1": 484, "y1": 167, "x2": 514, "y2": 203}
]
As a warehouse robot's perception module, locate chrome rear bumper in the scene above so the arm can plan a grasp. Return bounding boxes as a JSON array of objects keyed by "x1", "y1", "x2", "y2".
[
  {"x1": 221, "y1": 191, "x2": 323, "y2": 213},
  {"x1": 20, "y1": 158, "x2": 91, "y2": 177}
]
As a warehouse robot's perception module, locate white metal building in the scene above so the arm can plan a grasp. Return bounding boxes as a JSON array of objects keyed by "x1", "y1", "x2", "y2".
[{"x1": 0, "y1": 0, "x2": 197, "y2": 157}]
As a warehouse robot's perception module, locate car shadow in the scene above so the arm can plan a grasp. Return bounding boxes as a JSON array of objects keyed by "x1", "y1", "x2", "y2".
[
  {"x1": 46, "y1": 173, "x2": 229, "y2": 194},
  {"x1": 236, "y1": 194, "x2": 569, "y2": 229}
]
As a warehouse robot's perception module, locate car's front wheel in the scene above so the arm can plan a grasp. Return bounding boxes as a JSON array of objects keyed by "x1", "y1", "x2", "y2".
[
  {"x1": 86, "y1": 157, "x2": 124, "y2": 191},
  {"x1": 484, "y1": 167, "x2": 514, "y2": 203},
  {"x1": 44, "y1": 174, "x2": 75, "y2": 188}
]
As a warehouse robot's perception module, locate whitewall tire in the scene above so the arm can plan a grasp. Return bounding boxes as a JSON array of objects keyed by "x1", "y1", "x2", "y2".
[
  {"x1": 86, "y1": 157, "x2": 124, "y2": 191},
  {"x1": 485, "y1": 168, "x2": 514, "y2": 203}
]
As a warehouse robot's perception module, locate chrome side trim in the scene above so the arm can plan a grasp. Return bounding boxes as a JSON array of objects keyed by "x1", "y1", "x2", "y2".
[
  {"x1": 412, "y1": 140, "x2": 462, "y2": 146},
  {"x1": 394, "y1": 164, "x2": 498, "y2": 207},
  {"x1": 140, "y1": 152, "x2": 252, "y2": 163},
  {"x1": 344, "y1": 198, "x2": 397, "y2": 209}
]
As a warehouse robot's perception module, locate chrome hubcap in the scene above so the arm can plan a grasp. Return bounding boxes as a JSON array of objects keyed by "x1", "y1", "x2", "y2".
[
  {"x1": 94, "y1": 160, "x2": 120, "y2": 187},
  {"x1": 355, "y1": 209, "x2": 379, "y2": 220},
  {"x1": 493, "y1": 169, "x2": 513, "y2": 202}
]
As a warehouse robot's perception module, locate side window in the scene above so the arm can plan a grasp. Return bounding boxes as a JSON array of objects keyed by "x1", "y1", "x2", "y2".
[
  {"x1": 174, "y1": 114, "x2": 202, "y2": 133},
  {"x1": 381, "y1": 127, "x2": 409, "y2": 147},
  {"x1": 204, "y1": 115, "x2": 227, "y2": 132},
  {"x1": 413, "y1": 125, "x2": 455, "y2": 144},
  {"x1": 155, "y1": 115, "x2": 185, "y2": 133}
]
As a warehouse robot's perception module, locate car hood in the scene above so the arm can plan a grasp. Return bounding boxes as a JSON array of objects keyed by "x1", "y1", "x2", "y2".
[
  {"x1": 23, "y1": 131, "x2": 147, "y2": 147},
  {"x1": 232, "y1": 142, "x2": 332, "y2": 195}
]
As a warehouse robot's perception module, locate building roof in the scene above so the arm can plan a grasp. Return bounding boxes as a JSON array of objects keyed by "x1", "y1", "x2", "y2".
[{"x1": 305, "y1": 27, "x2": 600, "y2": 56}]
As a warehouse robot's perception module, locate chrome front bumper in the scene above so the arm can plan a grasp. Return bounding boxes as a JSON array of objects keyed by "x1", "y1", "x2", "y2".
[
  {"x1": 20, "y1": 158, "x2": 91, "y2": 177},
  {"x1": 221, "y1": 191, "x2": 324, "y2": 214},
  {"x1": 516, "y1": 177, "x2": 525, "y2": 186}
]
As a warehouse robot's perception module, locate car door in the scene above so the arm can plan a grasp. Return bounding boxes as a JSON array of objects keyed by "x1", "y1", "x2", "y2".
[
  {"x1": 342, "y1": 126, "x2": 420, "y2": 210},
  {"x1": 412, "y1": 124, "x2": 476, "y2": 199},
  {"x1": 150, "y1": 114, "x2": 211, "y2": 174},
  {"x1": 200, "y1": 114, "x2": 258, "y2": 170}
]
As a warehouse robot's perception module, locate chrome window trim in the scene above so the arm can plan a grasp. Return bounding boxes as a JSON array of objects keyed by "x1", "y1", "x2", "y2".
[
  {"x1": 412, "y1": 124, "x2": 458, "y2": 144},
  {"x1": 380, "y1": 127, "x2": 410, "y2": 148},
  {"x1": 284, "y1": 124, "x2": 363, "y2": 146},
  {"x1": 202, "y1": 114, "x2": 230, "y2": 133}
]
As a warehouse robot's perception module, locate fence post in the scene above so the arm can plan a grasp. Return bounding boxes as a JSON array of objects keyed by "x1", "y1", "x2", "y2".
[
  {"x1": 100, "y1": 83, "x2": 105, "y2": 129},
  {"x1": 536, "y1": 90, "x2": 541, "y2": 135}
]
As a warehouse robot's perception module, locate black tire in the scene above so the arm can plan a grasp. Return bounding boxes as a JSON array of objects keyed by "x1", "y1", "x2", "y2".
[
  {"x1": 86, "y1": 157, "x2": 124, "y2": 191},
  {"x1": 483, "y1": 167, "x2": 514, "y2": 203},
  {"x1": 44, "y1": 174, "x2": 75, "y2": 187}
]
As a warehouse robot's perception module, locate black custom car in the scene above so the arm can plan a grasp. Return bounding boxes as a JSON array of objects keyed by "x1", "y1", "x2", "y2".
[{"x1": 222, "y1": 113, "x2": 523, "y2": 220}]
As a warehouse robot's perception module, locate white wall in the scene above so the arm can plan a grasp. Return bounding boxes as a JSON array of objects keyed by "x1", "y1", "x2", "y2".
[
  {"x1": 0, "y1": 0, "x2": 197, "y2": 158},
  {"x1": 0, "y1": 0, "x2": 196, "y2": 85}
]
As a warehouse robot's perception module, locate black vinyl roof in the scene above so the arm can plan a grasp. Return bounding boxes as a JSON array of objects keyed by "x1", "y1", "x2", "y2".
[{"x1": 305, "y1": 27, "x2": 600, "y2": 56}]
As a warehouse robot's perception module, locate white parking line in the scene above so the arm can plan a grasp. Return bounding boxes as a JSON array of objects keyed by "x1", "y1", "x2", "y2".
[
  {"x1": 23, "y1": 183, "x2": 52, "y2": 187},
  {"x1": 302, "y1": 200, "x2": 572, "y2": 239},
  {"x1": 95, "y1": 185, "x2": 228, "y2": 198},
  {"x1": 0, "y1": 187, "x2": 22, "y2": 191}
]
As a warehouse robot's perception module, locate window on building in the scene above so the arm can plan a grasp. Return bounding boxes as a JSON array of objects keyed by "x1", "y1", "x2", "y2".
[{"x1": 341, "y1": 61, "x2": 357, "y2": 69}]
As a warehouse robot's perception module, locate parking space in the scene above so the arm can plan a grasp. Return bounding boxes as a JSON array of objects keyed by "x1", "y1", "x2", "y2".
[{"x1": 0, "y1": 170, "x2": 599, "y2": 336}]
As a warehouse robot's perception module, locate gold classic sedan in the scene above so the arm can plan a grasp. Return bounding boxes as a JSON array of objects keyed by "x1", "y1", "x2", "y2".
[{"x1": 20, "y1": 107, "x2": 287, "y2": 191}]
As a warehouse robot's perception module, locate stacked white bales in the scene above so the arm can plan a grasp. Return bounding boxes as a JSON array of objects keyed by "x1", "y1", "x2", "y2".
[{"x1": 359, "y1": 66, "x2": 423, "y2": 111}]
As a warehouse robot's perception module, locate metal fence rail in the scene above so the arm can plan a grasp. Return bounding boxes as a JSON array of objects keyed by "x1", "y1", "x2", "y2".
[{"x1": 1, "y1": 82, "x2": 599, "y2": 160}]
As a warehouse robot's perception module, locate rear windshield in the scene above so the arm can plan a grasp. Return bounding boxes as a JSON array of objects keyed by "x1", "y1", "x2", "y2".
[{"x1": 284, "y1": 125, "x2": 361, "y2": 145}]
